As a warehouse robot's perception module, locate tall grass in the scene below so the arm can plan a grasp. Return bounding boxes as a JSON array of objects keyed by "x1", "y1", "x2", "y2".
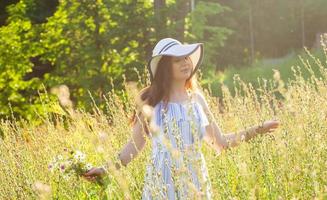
[{"x1": 0, "y1": 45, "x2": 326, "y2": 199}]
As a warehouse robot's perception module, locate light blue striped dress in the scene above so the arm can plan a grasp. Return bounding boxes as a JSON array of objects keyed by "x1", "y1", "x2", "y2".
[{"x1": 142, "y1": 94, "x2": 212, "y2": 199}]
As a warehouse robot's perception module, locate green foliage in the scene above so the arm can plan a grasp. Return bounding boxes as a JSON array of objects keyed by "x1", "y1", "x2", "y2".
[
  {"x1": 0, "y1": 0, "x2": 153, "y2": 120},
  {"x1": 40, "y1": 0, "x2": 153, "y2": 111},
  {"x1": 0, "y1": 1, "x2": 47, "y2": 120},
  {"x1": 2, "y1": 0, "x2": 326, "y2": 122},
  {"x1": 185, "y1": 1, "x2": 232, "y2": 76},
  {"x1": 0, "y1": 0, "x2": 232, "y2": 120}
]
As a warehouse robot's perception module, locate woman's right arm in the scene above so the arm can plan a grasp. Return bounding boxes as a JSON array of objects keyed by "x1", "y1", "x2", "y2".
[
  {"x1": 117, "y1": 114, "x2": 148, "y2": 167},
  {"x1": 83, "y1": 113, "x2": 148, "y2": 179}
]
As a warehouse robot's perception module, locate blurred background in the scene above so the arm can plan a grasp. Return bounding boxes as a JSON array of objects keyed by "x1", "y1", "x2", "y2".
[{"x1": 0, "y1": 0, "x2": 326, "y2": 121}]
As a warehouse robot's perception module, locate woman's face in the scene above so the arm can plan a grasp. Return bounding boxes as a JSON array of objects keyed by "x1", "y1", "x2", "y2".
[{"x1": 171, "y1": 56, "x2": 193, "y2": 81}]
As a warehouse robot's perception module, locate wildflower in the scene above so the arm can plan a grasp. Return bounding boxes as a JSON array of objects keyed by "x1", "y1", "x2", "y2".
[
  {"x1": 85, "y1": 163, "x2": 93, "y2": 171},
  {"x1": 96, "y1": 146, "x2": 105, "y2": 153},
  {"x1": 32, "y1": 181, "x2": 51, "y2": 200},
  {"x1": 74, "y1": 150, "x2": 86, "y2": 162},
  {"x1": 273, "y1": 69, "x2": 281, "y2": 81},
  {"x1": 57, "y1": 155, "x2": 63, "y2": 160},
  {"x1": 49, "y1": 149, "x2": 94, "y2": 180},
  {"x1": 142, "y1": 104, "x2": 154, "y2": 119},
  {"x1": 60, "y1": 164, "x2": 66, "y2": 173},
  {"x1": 98, "y1": 131, "x2": 108, "y2": 141},
  {"x1": 149, "y1": 120, "x2": 160, "y2": 134},
  {"x1": 240, "y1": 134, "x2": 245, "y2": 142},
  {"x1": 63, "y1": 174, "x2": 70, "y2": 180}
]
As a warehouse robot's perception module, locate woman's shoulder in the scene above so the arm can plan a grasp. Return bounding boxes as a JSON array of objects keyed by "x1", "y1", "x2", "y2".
[{"x1": 191, "y1": 90, "x2": 208, "y2": 110}]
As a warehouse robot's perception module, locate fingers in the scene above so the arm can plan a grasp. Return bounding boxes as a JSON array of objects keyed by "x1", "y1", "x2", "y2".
[
  {"x1": 262, "y1": 119, "x2": 280, "y2": 134},
  {"x1": 83, "y1": 168, "x2": 95, "y2": 176},
  {"x1": 268, "y1": 121, "x2": 280, "y2": 128},
  {"x1": 268, "y1": 119, "x2": 280, "y2": 125},
  {"x1": 268, "y1": 127, "x2": 278, "y2": 132},
  {"x1": 271, "y1": 124, "x2": 279, "y2": 129},
  {"x1": 83, "y1": 175, "x2": 97, "y2": 182},
  {"x1": 83, "y1": 171, "x2": 98, "y2": 182},
  {"x1": 82, "y1": 168, "x2": 98, "y2": 182}
]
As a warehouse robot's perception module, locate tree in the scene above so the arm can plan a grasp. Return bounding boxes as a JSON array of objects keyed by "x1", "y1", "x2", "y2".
[
  {"x1": 0, "y1": 0, "x2": 154, "y2": 119},
  {"x1": 154, "y1": 0, "x2": 167, "y2": 40},
  {"x1": 151, "y1": 0, "x2": 231, "y2": 71},
  {"x1": 185, "y1": 1, "x2": 232, "y2": 72},
  {"x1": 0, "y1": 1, "x2": 48, "y2": 120},
  {"x1": 213, "y1": 0, "x2": 327, "y2": 67},
  {"x1": 39, "y1": 0, "x2": 153, "y2": 111}
]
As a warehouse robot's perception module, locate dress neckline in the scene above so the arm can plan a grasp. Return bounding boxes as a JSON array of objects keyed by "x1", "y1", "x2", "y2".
[
  {"x1": 161, "y1": 100, "x2": 191, "y2": 105},
  {"x1": 161, "y1": 90, "x2": 195, "y2": 106}
]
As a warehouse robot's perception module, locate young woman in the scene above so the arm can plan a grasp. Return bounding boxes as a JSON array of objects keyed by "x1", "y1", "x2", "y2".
[{"x1": 83, "y1": 38, "x2": 280, "y2": 199}]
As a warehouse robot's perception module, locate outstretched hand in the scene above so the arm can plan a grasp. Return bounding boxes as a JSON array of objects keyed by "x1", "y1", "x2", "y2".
[
  {"x1": 258, "y1": 119, "x2": 280, "y2": 134},
  {"x1": 82, "y1": 167, "x2": 106, "y2": 182}
]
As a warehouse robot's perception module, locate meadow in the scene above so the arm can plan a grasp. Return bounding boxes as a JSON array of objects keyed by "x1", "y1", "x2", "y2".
[
  {"x1": 205, "y1": 48, "x2": 326, "y2": 98},
  {"x1": 0, "y1": 47, "x2": 326, "y2": 199}
]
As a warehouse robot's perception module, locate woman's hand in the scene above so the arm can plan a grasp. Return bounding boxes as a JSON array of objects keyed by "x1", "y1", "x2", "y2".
[
  {"x1": 82, "y1": 167, "x2": 106, "y2": 182},
  {"x1": 257, "y1": 119, "x2": 280, "y2": 134}
]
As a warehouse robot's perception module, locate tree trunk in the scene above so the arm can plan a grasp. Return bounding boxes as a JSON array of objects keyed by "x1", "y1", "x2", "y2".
[
  {"x1": 174, "y1": 0, "x2": 190, "y2": 42},
  {"x1": 154, "y1": 0, "x2": 167, "y2": 40},
  {"x1": 300, "y1": 0, "x2": 306, "y2": 47},
  {"x1": 249, "y1": 0, "x2": 255, "y2": 63}
]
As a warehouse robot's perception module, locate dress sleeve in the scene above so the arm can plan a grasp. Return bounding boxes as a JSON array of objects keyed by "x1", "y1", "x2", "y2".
[
  {"x1": 192, "y1": 90, "x2": 210, "y2": 127},
  {"x1": 194, "y1": 102, "x2": 210, "y2": 140},
  {"x1": 197, "y1": 103, "x2": 210, "y2": 128}
]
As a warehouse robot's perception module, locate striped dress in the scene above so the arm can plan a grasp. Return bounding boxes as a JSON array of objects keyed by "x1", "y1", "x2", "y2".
[{"x1": 142, "y1": 93, "x2": 212, "y2": 199}]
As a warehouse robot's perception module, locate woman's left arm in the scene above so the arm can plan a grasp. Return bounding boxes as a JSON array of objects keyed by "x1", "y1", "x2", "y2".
[
  {"x1": 195, "y1": 92, "x2": 280, "y2": 151},
  {"x1": 216, "y1": 119, "x2": 279, "y2": 148}
]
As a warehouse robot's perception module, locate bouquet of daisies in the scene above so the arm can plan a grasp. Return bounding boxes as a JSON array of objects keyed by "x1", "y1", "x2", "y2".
[{"x1": 48, "y1": 148, "x2": 105, "y2": 185}]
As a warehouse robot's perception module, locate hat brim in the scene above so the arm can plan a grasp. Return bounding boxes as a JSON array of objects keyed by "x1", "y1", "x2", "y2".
[{"x1": 148, "y1": 43, "x2": 203, "y2": 82}]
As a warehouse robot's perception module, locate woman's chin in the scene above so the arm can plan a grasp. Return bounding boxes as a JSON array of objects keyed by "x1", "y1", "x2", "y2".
[
  {"x1": 174, "y1": 72, "x2": 192, "y2": 81},
  {"x1": 182, "y1": 75, "x2": 192, "y2": 81}
]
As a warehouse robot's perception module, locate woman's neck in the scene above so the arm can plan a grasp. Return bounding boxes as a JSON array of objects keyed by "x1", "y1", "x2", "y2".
[{"x1": 169, "y1": 80, "x2": 189, "y2": 102}]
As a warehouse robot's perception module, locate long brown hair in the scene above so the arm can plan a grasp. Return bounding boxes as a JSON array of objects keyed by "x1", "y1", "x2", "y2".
[{"x1": 130, "y1": 55, "x2": 198, "y2": 131}]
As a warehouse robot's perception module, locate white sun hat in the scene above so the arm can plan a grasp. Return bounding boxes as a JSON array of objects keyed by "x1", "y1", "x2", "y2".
[{"x1": 147, "y1": 38, "x2": 204, "y2": 82}]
